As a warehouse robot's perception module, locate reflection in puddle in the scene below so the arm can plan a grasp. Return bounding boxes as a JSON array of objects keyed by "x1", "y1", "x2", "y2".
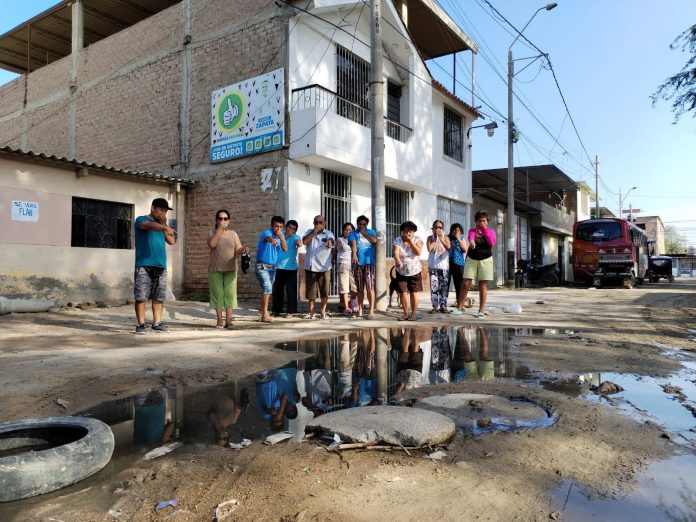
[
  {"x1": 2, "y1": 325, "x2": 693, "y2": 518},
  {"x1": 553, "y1": 455, "x2": 696, "y2": 521}
]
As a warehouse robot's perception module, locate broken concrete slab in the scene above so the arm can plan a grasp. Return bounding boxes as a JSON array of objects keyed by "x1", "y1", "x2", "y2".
[{"x1": 306, "y1": 406, "x2": 455, "y2": 446}]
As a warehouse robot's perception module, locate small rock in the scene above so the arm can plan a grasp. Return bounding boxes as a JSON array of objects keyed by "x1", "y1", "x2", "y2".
[
  {"x1": 591, "y1": 381, "x2": 624, "y2": 395},
  {"x1": 549, "y1": 511, "x2": 560, "y2": 520},
  {"x1": 55, "y1": 398, "x2": 68, "y2": 409},
  {"x1": 214, "y1": 499, "x2": 240, "y2": 521},
  {"x1": 476, "y1": 418, "x2": 492, "y2": 428}
]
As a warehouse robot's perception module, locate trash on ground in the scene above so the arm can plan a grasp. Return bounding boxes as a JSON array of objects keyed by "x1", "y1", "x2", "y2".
[
  {"x1": 425, "y1": 450, "x2": 447, "y2": 461},
  {"x1": 503, "y1": 303, "x2": 523, "y2": 314},
  {"x1": 591, "y1": 381, "x2": 624, "y2": 395},
  {"x1": 264, "y1": 432, "x2": 293, "y2": 445},
  {"x1": 227, "y1": 438, "x2": 252, "y2": 450},
  {"x1": 214, "y1": 499, "x2": 240, "y2": 521},
  {"x1": 327, "y1": 433, "x2": 343, "y2": 450},
  {"x1": 154, "y1": 498, "x2": 178, "y2": 510},
  {"x1": 142, "y1": 441, "x2": 183, "y2": 460},
  {"x1": 107, "y1": 509, "x2": 122, "y2": 518},
  {"x1": 55, "y1": 398, "x2": 68, "y2": 409}
]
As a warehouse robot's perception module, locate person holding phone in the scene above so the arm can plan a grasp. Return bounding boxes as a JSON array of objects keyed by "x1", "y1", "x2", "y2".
[
  {"x1": 426, "y1": 219, "x2": 451, "y2": 313},
  {"x1": 302, "y1": 215, "x2": 335, "y2": 319},
  {"x1": 207, "y1": 209, "x2": 247, "y2": 329}
]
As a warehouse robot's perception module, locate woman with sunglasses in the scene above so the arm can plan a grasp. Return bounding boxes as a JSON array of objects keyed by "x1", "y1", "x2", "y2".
[{"x1": 207, "y1": 209, "x2": 247, "y2": 328}]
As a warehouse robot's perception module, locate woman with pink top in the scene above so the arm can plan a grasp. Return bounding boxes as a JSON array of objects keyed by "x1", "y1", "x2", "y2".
[{"x1": 460, "y1": 210, "x2": 497, "y2": 318}]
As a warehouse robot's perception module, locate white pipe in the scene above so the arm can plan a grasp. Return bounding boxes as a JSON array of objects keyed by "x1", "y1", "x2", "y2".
[{"x1": 0, "y1": 296, "x2": 55, "y2": 315}]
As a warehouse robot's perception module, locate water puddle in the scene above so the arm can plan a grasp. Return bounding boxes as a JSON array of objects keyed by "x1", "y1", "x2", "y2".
[
  {"x1": 553, "y1": 454, "x2": 696, "y2": 521},
  {"x1": 2, "y1": 325, "x2": 694, "y2": 517}
]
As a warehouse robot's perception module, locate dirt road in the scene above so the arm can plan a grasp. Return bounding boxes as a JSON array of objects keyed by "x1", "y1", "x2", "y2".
[{"x1": 1, "y1": 280, "x2": 695, "y2": 520}]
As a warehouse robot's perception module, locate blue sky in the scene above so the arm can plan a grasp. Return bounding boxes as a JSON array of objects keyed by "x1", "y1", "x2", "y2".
[{"x1": 1, "y1": 1, "x2": 695, "y2": 244}]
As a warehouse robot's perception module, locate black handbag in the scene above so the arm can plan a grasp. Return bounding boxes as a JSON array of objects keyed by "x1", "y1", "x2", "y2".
[{"x1": 241, "y1": 252, "x2": 251, "y2": 274}]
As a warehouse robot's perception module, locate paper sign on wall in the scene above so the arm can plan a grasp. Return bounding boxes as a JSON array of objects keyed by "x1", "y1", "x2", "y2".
[
  {"x1": 12, "y1": 200, "x2": 39, "y2": 222},
  {"x1": 210, "y1": 68, "x2": 285, "y2": 163}
]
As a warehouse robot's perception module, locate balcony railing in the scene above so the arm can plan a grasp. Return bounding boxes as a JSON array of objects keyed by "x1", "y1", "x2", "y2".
[
  {"x1": 529, "y1": 201, "x2": 576, "y2": 235},
  {"x1": 291, "y1": 84, "x2": 413, "y2": 143}
]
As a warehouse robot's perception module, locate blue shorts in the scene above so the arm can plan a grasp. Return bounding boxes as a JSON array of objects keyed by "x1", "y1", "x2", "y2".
[{"x1": 255, "y1": 264, "x2": 276, "y2": 294}]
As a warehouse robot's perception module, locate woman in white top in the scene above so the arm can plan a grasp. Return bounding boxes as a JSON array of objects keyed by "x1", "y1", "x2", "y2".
[
  {"x1": 335, "y1": 222, "x2": 356, "y2": 315},
  {"x1": 426, "y1": 219, "x2": 451, "y2": 313},
  {"x1": 392, "y1": 220, "x2": 424, "y2": 321}
]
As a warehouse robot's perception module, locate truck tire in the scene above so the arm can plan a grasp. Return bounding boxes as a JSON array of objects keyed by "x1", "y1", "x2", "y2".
[{"x1": 0, "y1": 416, "x2": 114, "y2": 502}]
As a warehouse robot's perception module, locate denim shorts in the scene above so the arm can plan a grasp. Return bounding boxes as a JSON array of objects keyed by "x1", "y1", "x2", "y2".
[{"x1": 255, "y1": 264, "x2": 276, "y2": 294}]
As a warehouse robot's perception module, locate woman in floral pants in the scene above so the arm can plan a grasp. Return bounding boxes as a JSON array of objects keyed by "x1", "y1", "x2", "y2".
[{"x1": 426, "y1": 220, "x2": 451, "y2": 313}]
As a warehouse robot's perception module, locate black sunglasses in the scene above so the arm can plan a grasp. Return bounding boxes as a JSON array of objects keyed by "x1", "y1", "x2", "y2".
[{"x1": 217, "y1": 217, "x2": 230, "y2": 221}]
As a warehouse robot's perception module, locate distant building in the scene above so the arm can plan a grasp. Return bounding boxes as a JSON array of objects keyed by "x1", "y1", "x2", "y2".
[{"x1": 634, "y1": 216, "x2": 666, "y2": 255}]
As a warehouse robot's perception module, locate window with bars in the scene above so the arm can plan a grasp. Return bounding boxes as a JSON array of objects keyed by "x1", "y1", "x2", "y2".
[
  {"x1": 336, "y1": 44, "x2": 370, "y2": 127},
  {"x1": 437, "y1": 196, "x2": 469, "y2": 230},
  {"x1": 71, "y1": 197, "x2": 133, "y2": 249},
  {"x1": 386, "y1": 187, "x2": 409, "y2": 251},
  {"x1": 443, "y1": 106, "x2": 463, "y2": 162}
]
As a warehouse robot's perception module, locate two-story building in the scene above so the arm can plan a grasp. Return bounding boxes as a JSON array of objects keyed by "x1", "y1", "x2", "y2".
[
  {"x1": 0, "y1": 0, "x2": 480, "y2": 301},
  {"x1": 472, "y1": 164, "x2": 593, "y2": 284}
]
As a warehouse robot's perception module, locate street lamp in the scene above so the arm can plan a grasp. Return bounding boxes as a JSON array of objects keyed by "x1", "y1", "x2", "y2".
[
  {"x1": 467, "y1": 121, "x2": 498, "y2": 139},
  {"x1": 618, "y1": 186, "x2": 637, "y2": 220},
  {"x1": 506, "y1": 2, "x2": 557, "y2": 287}
]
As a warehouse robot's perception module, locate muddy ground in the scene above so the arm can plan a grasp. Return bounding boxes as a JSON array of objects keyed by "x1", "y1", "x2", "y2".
[{"x1": 1, "y1": 280, "x2": 695, "y2": 521}]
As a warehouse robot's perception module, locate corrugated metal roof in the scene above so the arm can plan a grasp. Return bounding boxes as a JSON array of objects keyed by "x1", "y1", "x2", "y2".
[
  {"x1": 0, "y1": 0, "x2": 180, "y2": 74},
  {"x1": 0, "y1": 146, "x2": 194, "y2": 185}
]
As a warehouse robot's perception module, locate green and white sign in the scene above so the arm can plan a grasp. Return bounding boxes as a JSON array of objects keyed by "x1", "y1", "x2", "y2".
[{"x1": 210, "y1": 68, "x2": 285, "y2": 163}]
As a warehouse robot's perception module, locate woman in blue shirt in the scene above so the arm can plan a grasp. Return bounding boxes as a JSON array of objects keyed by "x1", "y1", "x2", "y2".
[
  {"x1": 448, "y1": 223, "x2": 468, "y2": 314},
  {"x1": 271, "y1": 220, "x2": 302, "y2": 316}
]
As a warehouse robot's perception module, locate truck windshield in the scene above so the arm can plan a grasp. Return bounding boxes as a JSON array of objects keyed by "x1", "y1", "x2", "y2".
[{"x1": 576, "y1": 222, "x2": 623, "y2": 242}]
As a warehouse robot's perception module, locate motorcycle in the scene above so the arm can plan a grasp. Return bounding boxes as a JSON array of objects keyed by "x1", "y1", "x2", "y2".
[{"x1": 515, "y1": 259, "x2": 560, "y2": 287}]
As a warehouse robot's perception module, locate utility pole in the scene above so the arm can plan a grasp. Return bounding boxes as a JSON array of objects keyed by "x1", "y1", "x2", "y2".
[
  {"x1": 370, "y1": 0, "x2": 387, "y2": 311},
  {"x1": 506, "y1": 47, "x2": 515, "y2": 287},
  {"x1": 618, "y1": 186, "x2": 622, "y2": 218},
  {"x1": 594, "y1": 155, "x2": 599, "y2": 218}
]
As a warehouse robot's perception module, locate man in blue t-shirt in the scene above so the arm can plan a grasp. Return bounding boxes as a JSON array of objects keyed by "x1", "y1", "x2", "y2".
[
  {"x1": 271, "y1": 220, "x2": 302, "y2": 316},
  {"x1": 349, "y1": 215, "x2": 378, "y2": 319},
  {"x1": 133, "y1": 198, "x2": 176, "y2": 334},
  {"x1": 255, "y1": 215, "x2": 288, "y2": 323}
]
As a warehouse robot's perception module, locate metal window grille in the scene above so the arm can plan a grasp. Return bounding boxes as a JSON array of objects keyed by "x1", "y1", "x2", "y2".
[
  {"x1": 386, "y1": 187, "x2": 409, "y2": 251},
  {"x1": 444, "y1": 106, "x2": 463, "y2": 162},
  {"x1": 322, "y1": 170, "x2": 351, "y2": 296},
  {"x1": 71, "y1": 197, "x2": 133, "y2": 249},
  {"x1": 437, "y1": 196, "x2": 469, "y2": 230},
  {"x1": 336, "y1": 44, "x2": 370, "y2": 127}
]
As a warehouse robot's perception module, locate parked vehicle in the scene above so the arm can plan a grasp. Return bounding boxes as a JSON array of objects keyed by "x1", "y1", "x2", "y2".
[
  {"x1": 515, "y1": 259, "x2": 560, "y2": 287},
  {"x1": 572, "y1": 218, "x2": 648, "y2": 289},
  {"x1": 647, "y1": 256, "x2": 674, "y2": 283}
]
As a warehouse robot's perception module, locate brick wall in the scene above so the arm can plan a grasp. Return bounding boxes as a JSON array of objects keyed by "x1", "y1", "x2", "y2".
[{"x1": 0, "y1": 1, "x2": 291, "y2": 300}]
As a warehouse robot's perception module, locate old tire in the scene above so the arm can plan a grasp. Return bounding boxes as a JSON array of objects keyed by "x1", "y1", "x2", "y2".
[{"x1": 0, "y1": 416, "x2": 114, "y2": 502}]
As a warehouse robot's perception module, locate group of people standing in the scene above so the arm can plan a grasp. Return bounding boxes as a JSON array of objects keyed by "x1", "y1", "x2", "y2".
[
  {"x1": 132, "y1": 197, "x2": 496, "y2": 333},
  {"x1": 391, "y1": 210, "x2": 496, "y2": 321}
]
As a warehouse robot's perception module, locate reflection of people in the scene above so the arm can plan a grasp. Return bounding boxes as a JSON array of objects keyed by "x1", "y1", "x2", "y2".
[
  {"x1": 426, "y1": 220, "x2": 451, "y2": 313},
  {"x1": 207, "y1": 390, "x2": 242, "y2": 446},
  {"x1": 255, "y1": 216, "x2": 288, "y2": 323},
  {"x1": 207, "y1": 209, "x2": 247, "y2": 329},
  {"x1": 392, "y1": 221, "x2": 424, "y2": 321},
  {"x1": 134, "y1": 198, "x2": 176, "y2": 334},
  {"x1": 272, "y1": 220, "x2": 302, "y2": 316},
  {"x1": 255, "y1": 371, "x2": 298, "y2": 431},
  {"x1": 394, "y1": 327, "x2": 429, "y2": 394},
  {"x1": 429, "y1": 327, "x2": 452, "y2": 384},
  {"x1": 302, "y1": 215, "x2": 335, "y2": 319},
  {"x1": 297, "y1": 361, "x2": 333, "y2": 416},
  {"x1": 461, "y1": 211, "x2": 497, "y2": 318},
  {"x1": 452, "y1": 327, "x2": 493, "y2": 381},
  {"x1": 349, "y1": 215, "x2": 379, "y2": 319},
  {"x1": 346, "y1": 329, "x2": 379, "y2": 407},
  {"x1": 133, "y1": 389, "x2": 175, "y2": 450}
]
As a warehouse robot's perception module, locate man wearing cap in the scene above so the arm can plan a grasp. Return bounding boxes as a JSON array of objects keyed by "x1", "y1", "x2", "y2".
[{"x1": 134, "y1": 198, "x2": 176, "y2": 334}]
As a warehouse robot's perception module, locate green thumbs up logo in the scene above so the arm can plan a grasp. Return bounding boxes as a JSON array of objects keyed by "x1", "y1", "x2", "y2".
[{"x1": 217, "y1": 91, "x2": 245, "y2": 132}]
